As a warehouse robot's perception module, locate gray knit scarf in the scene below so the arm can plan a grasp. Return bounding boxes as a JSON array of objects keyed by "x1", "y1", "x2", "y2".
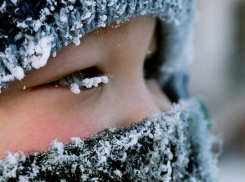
[{"x1": 0, "y1": 98, "x2": 219, "y2": 182}]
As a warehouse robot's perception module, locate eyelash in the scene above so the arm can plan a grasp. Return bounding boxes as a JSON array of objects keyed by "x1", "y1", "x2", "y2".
[
  {"x1": 53, "y1": 67, "x2": 109, "y2": 94},
  {"x1": 55, "y1": 67, "x2": 101, "y2": 85},
  {"x1": 55, "y1": 71, "x2": 86, "y2": 88}
]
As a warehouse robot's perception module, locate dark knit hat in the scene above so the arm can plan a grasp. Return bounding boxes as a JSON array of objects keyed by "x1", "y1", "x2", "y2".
[{"x1": 0, "y1": 0, "x2": 195, "y2": 100}]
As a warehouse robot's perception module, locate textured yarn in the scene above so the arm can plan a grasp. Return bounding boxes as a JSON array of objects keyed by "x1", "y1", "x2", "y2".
[{"x1": 0, "y1": 0, "x2": 195, "y2": 92}]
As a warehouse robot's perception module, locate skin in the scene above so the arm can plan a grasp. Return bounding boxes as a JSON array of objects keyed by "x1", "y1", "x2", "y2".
[{"x1": 0, "y1": 16, "x2": 172, "y2": 157}]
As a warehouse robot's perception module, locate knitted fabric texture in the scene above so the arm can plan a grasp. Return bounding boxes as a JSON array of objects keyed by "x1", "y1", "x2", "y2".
[
  {"x1": 0, "y1": 0, "x2": 195, "y2": 92},
  {"x1": 0, "y1": 98, "x2": 218, "y2": 182}
]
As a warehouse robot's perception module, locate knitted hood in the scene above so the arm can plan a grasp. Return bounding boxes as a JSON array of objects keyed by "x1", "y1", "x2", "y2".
[{"x1": 0, "y1": 0, "x2": 194, "y2": 101}]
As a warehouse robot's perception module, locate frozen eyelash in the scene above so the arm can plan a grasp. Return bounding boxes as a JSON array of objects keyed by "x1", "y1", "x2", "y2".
[
  {"x1": 69, "y1": 76, "x2": 109, "y2": 94},
  {"x1": 82, "y1": 76, "x2": 109, "y2": 88},
  {"x1": 54, "y1": 68, "x2": 109, "y2": 94},
  {"x1": 56, "y1": 70, "x2": 86, "y2": 87}
]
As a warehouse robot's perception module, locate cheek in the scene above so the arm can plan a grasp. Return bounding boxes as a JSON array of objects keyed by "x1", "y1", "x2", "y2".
[{"x1": 0, "y1": 89, "x2": 105, "y2": 156}]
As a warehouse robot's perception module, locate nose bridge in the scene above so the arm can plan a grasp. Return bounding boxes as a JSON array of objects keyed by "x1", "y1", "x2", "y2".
[{"x1": 123, "y1": 82, "x2": 161, "y2": 125}]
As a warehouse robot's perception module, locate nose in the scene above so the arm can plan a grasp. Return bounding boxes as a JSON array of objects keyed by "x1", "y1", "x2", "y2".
[{"x1": 121, "y1": 79, "x2": 172, "y2": 126}]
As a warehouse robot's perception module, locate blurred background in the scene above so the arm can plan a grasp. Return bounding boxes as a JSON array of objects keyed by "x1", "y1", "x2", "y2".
[{"x1": 189, "y1": 0, "x2": 245, "y2": 181}]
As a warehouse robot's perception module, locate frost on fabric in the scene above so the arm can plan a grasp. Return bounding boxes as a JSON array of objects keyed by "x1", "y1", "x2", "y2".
[
  {"x1": 0, "y1": 0, "x2": 195, "y2": 93},
  {"x1": 25, "y1": 36, "x2": 54, "y2": 69},
  {"x1": 0, "y1": 98, "x2": 219, "y2": 182}
]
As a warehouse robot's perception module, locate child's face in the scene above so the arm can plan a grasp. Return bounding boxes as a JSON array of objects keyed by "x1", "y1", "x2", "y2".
[{"x1": 0, "y1": 16, "x2": 171, "y2": 157}]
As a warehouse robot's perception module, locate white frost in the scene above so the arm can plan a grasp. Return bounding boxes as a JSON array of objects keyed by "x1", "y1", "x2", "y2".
[
  {"x1": 0, "y1": 1, "x2": 6, "y2": 11},
  {"x1": 108, "y1": 0, "x2": 117, "y2": 7},
  {"x1": 114, "y1": 169, "x2": 122, "y2": 177},
  {"x1": 70, "y1": 83, "x2": 81, "y2": 94},
  {"x1": 10, "y1": 0, "x2": 18, "y2": 4},
  {"x1": 81, "y1": 12, "x2": 92, "y2": 20},
  {"x1": 60, "y1": 8, "x2": 68, "y2": 23},
  {"x1": 51, "y1": 140, "x2": 64, "y2": 155},
  {"x1": 29, "y1": 36, "x2": 53, "y2": 69},
  {"x1": 3, "y1": 152, "x2": 19, "y2": 178},
  {"x1": 92, "y1": 77, "x2": 102, "y2": 87},
  {"x1": 82, "y1": 75, "x2": 109, "y2": 89},
  {"x1": 32, "y1": 20, "x2": 42, "y2": 32},
  {"x1": 101, "y1": 76, "x2": 109, "y2": 84},
  {"x1": 16, "y1": 21, "x2": 28, "y2": 29},
  {"x1": 100, "y1": 15, "x2": 107, "y2": 22},
  {"x1": 82, "y1": 78, "x2": 93, "y2": 88},
  {"x1": 68, "y1": 75, "x2": 109, "y2": 94},
  {"x1": 11, "y1": 66, "x2": 24, "y2": 80}
]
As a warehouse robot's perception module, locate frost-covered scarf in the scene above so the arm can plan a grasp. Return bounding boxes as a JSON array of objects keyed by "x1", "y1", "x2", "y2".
[
  {"x1": 0, "y1": 0, "x2": 195, "y2": 95},
  {"x1": 0, "y1": 98, "x2": 218, "y2": 182}
]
